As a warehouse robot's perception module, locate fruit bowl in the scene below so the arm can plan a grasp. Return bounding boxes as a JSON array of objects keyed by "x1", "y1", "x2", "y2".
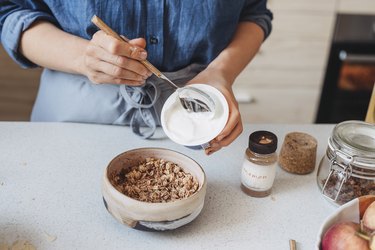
[{"x1": 316, "y1": 195, "x2": 375, "y2": 249}]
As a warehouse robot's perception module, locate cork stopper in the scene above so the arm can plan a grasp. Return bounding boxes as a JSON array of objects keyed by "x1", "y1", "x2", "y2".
[{"x1": 278, "y1": 132, "x2": 317, "y2": 174}]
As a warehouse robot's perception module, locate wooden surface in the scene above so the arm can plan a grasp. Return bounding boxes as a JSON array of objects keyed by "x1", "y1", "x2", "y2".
[
  {"x1": 0, "y1": 45, "x2": 41, "y2": 121},
  {"x1": 234, "y1": 0, "x2": 375, "y2": 124},
  {"x1": 365, "y1": 85, "x2": 375, "y2": 124},
  {"x1": 338, "y1": 0, "x2": 375, "y2": 14}
]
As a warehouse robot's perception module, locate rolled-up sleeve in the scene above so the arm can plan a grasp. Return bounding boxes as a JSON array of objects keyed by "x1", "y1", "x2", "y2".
[
  {"x1": 240, "y1": 0, "x2": 273, "y2": 40},
  {"x1": 0, "y1": 2, "x2": 56, "y2": 68}
]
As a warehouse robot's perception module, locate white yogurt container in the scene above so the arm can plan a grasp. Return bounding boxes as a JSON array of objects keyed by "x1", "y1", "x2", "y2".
[{"x1": 161, "y1": 84, "x2": 229, "y2": 149}]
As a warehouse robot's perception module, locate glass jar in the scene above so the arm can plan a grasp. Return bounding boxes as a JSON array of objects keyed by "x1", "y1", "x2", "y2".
[
  {"x1": 317, "y1": 120, "x2": 375, "y2": 206},
  {"x1": 241, "y1": 130, "x2": 278, "y2": 197}
]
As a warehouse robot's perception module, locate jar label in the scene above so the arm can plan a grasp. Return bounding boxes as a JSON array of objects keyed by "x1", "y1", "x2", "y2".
[{"x1": 241, "y1": 160, "x2": 276, "y2": 191}]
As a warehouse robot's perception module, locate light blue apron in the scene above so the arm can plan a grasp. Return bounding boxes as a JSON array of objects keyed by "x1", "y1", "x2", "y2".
[{"x1": 31, "y1": 64, "x2": 206, "y2": 138}]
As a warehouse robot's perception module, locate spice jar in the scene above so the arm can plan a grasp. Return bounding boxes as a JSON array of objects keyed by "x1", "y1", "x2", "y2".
[
  {"x1": 317, "y1": 120, "x2": 375, "y2": 206},
  {"x1": 241, "y1": 131, "x2": 278, "y2": 197}
]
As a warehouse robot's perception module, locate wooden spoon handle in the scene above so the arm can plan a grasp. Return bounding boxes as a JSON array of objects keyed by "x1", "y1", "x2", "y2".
[{"x1": 91, "y1": 15, "x2": 162, "y2": 78}]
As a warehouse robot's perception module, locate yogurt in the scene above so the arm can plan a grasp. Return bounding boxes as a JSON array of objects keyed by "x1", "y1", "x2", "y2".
[{"x1": 161, "y1": 84, "x2": 229, "y2": 148}]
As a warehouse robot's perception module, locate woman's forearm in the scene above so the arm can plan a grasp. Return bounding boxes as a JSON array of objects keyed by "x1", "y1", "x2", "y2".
[
  {"x1": 190, "y1": 22, "x2": 264, "y2": 154},
  {"x1": 19, "y1": 21, "x2": 88, "y2": 75},
  {"x1": 19, "y1": 21, "x2": 150, "y2": 85},
  {"x1": 207, "y1": 22, "x2": 264, "y2": 85}
]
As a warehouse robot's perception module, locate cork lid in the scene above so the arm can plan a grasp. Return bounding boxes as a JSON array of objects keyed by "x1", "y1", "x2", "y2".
[{"x1": 249, "y1": 131, "x2": 278, "y2": 154}]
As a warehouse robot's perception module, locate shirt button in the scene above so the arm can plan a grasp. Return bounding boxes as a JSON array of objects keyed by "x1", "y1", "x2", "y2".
[{"x1": 149, "y1": 36, "x2": 158, "y2": 44}]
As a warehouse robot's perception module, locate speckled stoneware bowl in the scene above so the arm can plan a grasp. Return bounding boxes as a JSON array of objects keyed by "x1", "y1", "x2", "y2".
[{"x1": 102, "y1": 148, "x2": 207, "y2": 231}]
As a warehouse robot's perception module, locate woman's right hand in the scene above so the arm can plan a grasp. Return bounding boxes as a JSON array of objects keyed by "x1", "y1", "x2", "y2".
[{"x1": 83, "y1": 30, "x2": 152, "y2": 85}]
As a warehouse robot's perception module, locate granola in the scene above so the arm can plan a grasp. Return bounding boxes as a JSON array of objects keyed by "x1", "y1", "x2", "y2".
[{"x1": 111, "y1": 157, "x2": 199, "y2": 203}]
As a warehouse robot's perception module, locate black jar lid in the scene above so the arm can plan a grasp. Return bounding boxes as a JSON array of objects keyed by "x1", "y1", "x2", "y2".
[{"x1": 249, "y1": 131, "x2": 278, "y2": 154}]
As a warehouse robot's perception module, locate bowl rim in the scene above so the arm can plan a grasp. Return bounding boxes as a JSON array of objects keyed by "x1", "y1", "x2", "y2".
[
  {"x1": 104, "y1": 147, "x2": 207, "y2": 206},
  {"x1": 316, "y1": 198, "x2": 359, "y2": 249},
  {"x1": 316, "y1": 195, "x2": 375, "y2": 249},
  {"x1": 160, "y1": 83, "x2": 229, "y2": 146}
]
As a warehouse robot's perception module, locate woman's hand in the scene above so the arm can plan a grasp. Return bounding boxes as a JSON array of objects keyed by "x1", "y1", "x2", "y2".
[
  {"x1": 83, "y1": 30, "x2": 152, "y2": 85},
  {"x1": 19, "y1": 21, "x2": 153, "y2": 83},
  {"x1": 186, "y1": 23, "x2": 264, "y2": 155},
  {"x1": 188, "y1": 67, "x2": 243, "y2": 155}
]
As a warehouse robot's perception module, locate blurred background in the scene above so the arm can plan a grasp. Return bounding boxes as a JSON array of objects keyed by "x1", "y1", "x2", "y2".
[{"x1": 1, "y1": 0, "x2": 375, "y2": 123}]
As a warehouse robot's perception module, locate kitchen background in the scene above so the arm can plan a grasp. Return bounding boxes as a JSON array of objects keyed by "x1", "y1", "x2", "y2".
[{"x1": 0, "y1": 0, "x2": 374, "y2": 123}]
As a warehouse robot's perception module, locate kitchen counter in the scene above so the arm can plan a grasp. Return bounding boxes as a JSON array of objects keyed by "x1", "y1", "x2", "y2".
[{"x1": 0, "y1": 122, "x2": 336, "y2": 249}]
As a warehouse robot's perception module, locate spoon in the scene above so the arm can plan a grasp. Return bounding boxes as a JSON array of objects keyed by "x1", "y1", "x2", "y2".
[{"x1": 91, "y1": 15, "x2": 215, "y2": 113}]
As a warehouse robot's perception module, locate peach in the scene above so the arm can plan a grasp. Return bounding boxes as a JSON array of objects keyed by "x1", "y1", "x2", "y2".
[
  {"x1": 322, "y1": 222, "x2": 369, "y2": 250},
  {"x1": 363, "y1": 201, "x2": 375, "y2": 231}
]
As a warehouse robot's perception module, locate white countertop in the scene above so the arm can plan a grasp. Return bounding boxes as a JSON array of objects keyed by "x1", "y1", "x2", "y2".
[{"x1": 0, "y1": 122, "x2": 336, "y2": 250}]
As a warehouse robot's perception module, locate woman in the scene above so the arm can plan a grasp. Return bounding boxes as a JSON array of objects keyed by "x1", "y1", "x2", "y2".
[{"x1": 0, "y1": 1, "x2": 272, "y2": 155}]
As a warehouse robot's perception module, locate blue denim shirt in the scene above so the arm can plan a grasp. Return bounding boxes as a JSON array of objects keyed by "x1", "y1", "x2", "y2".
[
  {"x1": 0, "y1": 1, "x2": 272, "y2": 138},
  {"x1": 1, "y1": 0, "x2": 272, "y2": 70}
]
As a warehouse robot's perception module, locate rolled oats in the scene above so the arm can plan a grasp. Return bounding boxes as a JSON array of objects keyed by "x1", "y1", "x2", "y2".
[{"x1": 111, "y1": 157, "x2": 199, "y2": 203}]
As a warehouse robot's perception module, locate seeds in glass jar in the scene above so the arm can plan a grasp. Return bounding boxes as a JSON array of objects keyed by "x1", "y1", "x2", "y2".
[{"x1": 322, "y1": 173, "x2": 375, "y2": 205}]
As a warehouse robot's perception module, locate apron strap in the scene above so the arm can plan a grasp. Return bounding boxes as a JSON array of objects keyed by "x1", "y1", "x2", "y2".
[
  {"x1": 119, "y1": 82, "x2": 159, "y2": 138},
  {"x1": 117, "y1": 63, "x2": 207, "y2": 139}
]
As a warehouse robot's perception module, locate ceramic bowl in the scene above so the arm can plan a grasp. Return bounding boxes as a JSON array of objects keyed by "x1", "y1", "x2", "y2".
[
  {"x1": 316, "y1": 195, "x2": 375, "y2": 249},
  {"x1": 102, "y1": 147, "x2": 207, "y2": 231}
]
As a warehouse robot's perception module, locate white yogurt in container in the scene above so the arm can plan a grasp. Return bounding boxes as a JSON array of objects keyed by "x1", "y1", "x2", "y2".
[{"x1": 161, "y1": 84, "x2": 229, "y2": 149}]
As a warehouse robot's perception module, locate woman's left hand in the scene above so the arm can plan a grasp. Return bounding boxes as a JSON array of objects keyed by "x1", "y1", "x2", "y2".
[{"x1": 188, "y1": 67, "x2": 243, "y2": 155}]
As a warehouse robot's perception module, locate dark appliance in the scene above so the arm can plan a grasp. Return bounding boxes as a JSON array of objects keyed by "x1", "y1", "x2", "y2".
[{"x1": 315, "y1": 14, "x2": 375, "y2": 123}]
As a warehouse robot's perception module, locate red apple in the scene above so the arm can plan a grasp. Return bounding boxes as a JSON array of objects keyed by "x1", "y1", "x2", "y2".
[
  {"x1": 322, "y1": 222, "x2": 369, "y2": 250},
  {"x1": 363, "y1": 201, "x2": 375, "y2": 231}
]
